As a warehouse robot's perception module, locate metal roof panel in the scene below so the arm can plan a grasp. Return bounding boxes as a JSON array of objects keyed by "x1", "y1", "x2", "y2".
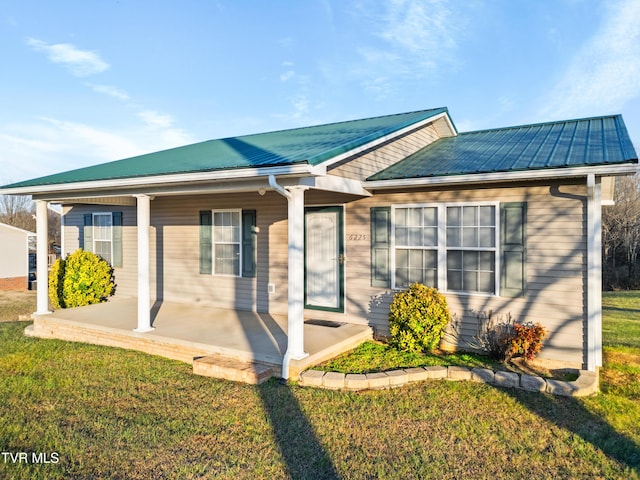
[
  {"x1": 3, "y1": 108, "x2": 449, "y2": 189},
  {"x1": 368, "y1": 115, "x2": 638, "y2": 181}
]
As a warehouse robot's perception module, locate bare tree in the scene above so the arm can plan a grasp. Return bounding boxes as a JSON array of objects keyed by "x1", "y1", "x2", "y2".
[
  {"x1": 602, "y1": 174, "x2": 640, "y2": 289},
  {"x1": 0, "y1": 194, "x2": 35, "y2": 232}
]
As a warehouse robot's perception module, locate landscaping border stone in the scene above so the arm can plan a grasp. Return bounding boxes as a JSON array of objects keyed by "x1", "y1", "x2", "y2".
[{"x1": 298, "y1": 366, "x2": 598, "y2": 397}]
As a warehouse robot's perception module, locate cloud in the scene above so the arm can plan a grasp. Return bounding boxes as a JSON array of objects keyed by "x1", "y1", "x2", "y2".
[
  {"x1": 378, "y1": 0, "x2": 457, "y2": 60},
  {"x1": 0, "y1": 115, "x2": 195, "y2": 183},
  {"x1": 357, "y1": 0, "x2": 462, "y2": 77},
  {"x1": 27, "y1": 38, "x2": 109, "y2": 77},
  {"x1": 280, "y1": 70, "x2": 295, "y2": 82},
  {"x1": 537, "y1": 0, "x2": 640, "y2": 120},
  {"x1": 137, "y1": 110, "x2": 174, "y2": 129},
  {"x1": 87, "y1": 83, "x2": 130, "y2": 100}
]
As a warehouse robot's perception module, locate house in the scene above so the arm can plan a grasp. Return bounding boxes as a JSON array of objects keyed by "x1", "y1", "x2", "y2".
[
  {"x1": 0, "y1": 222, "x2": 35, "y2": 290},
  {"x1": 0, "y1": 108, "x2": 637, "y2": 377}
]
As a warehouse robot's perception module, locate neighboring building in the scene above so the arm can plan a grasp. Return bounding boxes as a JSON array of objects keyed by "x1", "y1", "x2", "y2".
[
  {"x1": 0, "y1": 222, "x2": 35, "y2": 290},
  {"x1": 1, "y1": 108, "x2": 637, "y2": 374}
]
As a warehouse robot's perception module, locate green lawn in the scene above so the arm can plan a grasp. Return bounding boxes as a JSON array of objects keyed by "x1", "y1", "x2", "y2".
[{"x1": 0, "y1": 292, "x2": 638, "y2": 479}]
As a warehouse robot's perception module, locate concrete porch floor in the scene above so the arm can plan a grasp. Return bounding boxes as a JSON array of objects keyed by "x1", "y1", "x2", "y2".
[{"x1": 26, "y1": 296, "x2": 373, "y2": 381}]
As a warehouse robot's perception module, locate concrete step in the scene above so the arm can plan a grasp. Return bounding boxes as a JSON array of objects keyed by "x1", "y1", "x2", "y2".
[{"x1": 193, "y1": 355, "x2": 274, "y2": 384}]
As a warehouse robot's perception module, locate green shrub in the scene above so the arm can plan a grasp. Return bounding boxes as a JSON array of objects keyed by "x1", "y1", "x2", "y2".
[
  {"x1": 509, "y1": 322, "x2": 548, "y2": 361},
  {"x1": 388, "y1": 283, "x2": 451, "y2": 353},
  {"x1": 48, "y1": 249, "x2": 114, "y2": 309},
  {"x1": 48, "y1": 257, "x2": 66, "y2": 309}
]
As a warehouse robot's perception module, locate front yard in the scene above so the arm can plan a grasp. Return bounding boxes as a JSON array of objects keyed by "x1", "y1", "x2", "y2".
[{"x1": 0, "y1": 291, "x2": 638, "y2": 479}]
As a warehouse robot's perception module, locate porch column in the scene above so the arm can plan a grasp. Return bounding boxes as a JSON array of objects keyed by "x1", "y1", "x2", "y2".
[
  {"x1": 34, "y1": 200, "x2": 50, "y2": 315},
  {"x1": 287, "y1": 186, "x2": 308, "y2": 360},
  {"x1": 134, "y1": 194, "x2": 154, "y2": 332},
  {"x1": 586, "y1": 174, "x2": 602, "y2": 371}
]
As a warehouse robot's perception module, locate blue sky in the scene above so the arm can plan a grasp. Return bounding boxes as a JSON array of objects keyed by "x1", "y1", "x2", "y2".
[{"x1": 1, "y1": 0, "x2": 639, "y2": 183}]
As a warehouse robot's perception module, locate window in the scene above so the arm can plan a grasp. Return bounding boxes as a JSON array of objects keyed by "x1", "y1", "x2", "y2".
[
  {"x1": 213, "y1": 210, "x2": 241, "y2": 276},
  {"x1": 83, "y1": 212, "x2": 122, "y2": 267},
  {"x1": 446, "y1": 206, "x2": 496, "y2": 294},
  {"x1": 394, "y1": 206, "x2": 438, "y2": 287},
  {"x1": 392, "y1": 203, "x2": 498, "y2": 294},
  {"x1": 93, "y1": 213, "x2": 113, "y2": 265},
  {"x1": 199, "y1": 209, "x2": 256, "y2": 277}
]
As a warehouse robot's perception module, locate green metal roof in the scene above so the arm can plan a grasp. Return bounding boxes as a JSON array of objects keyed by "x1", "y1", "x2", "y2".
[
  {"x1": 368, "y1": 115, "x2": 637, "y2": 181},
  {"x1": 4, "y1": 108, "x2": 449, "y2": 189}
]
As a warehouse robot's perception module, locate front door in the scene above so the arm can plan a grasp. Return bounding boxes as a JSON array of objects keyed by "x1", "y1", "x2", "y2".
[{"x1": 304, "y1": 206, "x2": 344, "y2": 312}]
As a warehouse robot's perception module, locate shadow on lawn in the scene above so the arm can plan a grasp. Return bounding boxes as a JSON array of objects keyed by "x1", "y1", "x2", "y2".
[
  {"x1": 505, "y1": 388, "x2": 640, "y2": 471},
  {"x1": 257, "y1": 380, "x2": 340, "y2": 480}
]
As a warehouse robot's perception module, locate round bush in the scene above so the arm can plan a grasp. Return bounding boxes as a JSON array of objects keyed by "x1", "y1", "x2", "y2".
[
  {"x1": 48, "y1": 249, "x2": 114, "y2": 309},
  {"x1": 388, "y1": 283, "x2": 451, "y2": 353},
  {"x1": 48, "y1": 257, "x2": 65, "y2": 310}
]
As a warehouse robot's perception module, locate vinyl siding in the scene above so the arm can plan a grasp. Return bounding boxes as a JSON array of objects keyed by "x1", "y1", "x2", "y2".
[
  {"x1": 0, "y1": 226, "x2": 30, "y2": 279},
  {"x1": 62, "y1": 204, "x2": 138, "y2": 295},
  {"x1": 306, "y1": 181, "x2": 588, "y2": 367},
  {"x1": 327, "y1": 122, "x2": 441, "y2": 180},
  {"x1": 61, "y1": 179, "x2": 589, "y2": 367}
]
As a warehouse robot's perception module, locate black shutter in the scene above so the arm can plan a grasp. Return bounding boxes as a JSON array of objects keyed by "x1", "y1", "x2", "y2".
[
  {"x1": 371, "y1": 206, "x2": 391, "y2": 288},
  {"x1": 242, "y1": 210, "x2": 257, "y2": 278},
  {"x1": 199, "y1": 211, "x2": 212, "y2": 274},
  {"x1": 83, "y1": 213, "x2": 93, "y2": 252},
  {"x1": 112, "y1": 212, "x2": 123, "y2": 268},
  {"x1": 500, "y1": 202, "x2": 526, "y2": 297}
]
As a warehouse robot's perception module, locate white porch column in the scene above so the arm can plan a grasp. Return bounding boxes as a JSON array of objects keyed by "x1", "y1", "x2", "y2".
[
  {"x1": 34, "y1": 200, "x2": 50, "y2": 315},
  {"x1": 134, "y1": 194, "x2": 154, "y2": 332},
  {"x1": 287, "y1": 186, "x2": 308, "y2": 361},
  {"x1": 586, "y1": 174, "x2": 602, "y2": 371}
]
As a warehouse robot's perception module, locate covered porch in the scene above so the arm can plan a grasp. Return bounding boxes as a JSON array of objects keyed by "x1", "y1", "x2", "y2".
[{"x1": 25, "y1": 296, "x2": 372, "y2": 382}]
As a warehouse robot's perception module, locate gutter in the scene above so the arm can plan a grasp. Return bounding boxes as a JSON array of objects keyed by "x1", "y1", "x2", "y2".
[
  {"x1": 364, "y1": 164, "x2": 639, "y2": 190},
  {"x1": 0, "y1": 164, "x2": 315, "y2": 196}
]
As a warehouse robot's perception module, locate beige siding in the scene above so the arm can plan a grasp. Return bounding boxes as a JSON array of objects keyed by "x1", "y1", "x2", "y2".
[
  {"x1": 328, "y1": 123, "x2": 441, "y2": 180},
  {"x1": 62, "y1": 204, "x2": 138, "y2": 296},
  {"x1": 61, "y1": 179, "x2": 590, "y2": 367},
  {"x1": 149, "y1": 192, "x2": 289, "y2": 312},
  {"x1": 305, "y1": 181, "x2": 588, "y2": 367},
  {"x1": 0, "y1": 226, "x2": 30, "y2": 279}
]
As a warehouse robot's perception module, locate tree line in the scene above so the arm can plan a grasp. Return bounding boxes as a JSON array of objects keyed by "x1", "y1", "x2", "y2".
[
  {"x1": 603, "y1": 174, "x2": 640, "y2": 290},
  {"x1": 0, "y1": 194, "x2": 61, "y2": 249}
]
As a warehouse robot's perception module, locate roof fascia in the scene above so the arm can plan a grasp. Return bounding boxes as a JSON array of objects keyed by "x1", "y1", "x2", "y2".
[
  {"x1": 364, "y1": 164, "x2": 639, "y2": 190},
  {"x1": 0, "y1": 164, "x2": 315, "y2": 197},
  {"x1": 298, "y1": 174, "x2": 372, "y2": 196},
  {"x1": 313, "y1": 111, "x2": 457, "y2": 170}
]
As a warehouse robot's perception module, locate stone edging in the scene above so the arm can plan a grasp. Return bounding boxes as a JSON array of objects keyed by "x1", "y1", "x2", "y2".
[{"x1": 299, "y1": 365, "x2": 599, "y2": 397}]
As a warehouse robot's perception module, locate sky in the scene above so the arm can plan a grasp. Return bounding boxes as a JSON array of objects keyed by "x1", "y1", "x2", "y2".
[{"x1": 1, "y1": 0, "x2": 639, "y2": 184}]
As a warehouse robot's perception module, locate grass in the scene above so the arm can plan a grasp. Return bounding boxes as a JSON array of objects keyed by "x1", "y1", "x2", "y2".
[
  {"x1": 0, "y1": 290, "x2": 36, "y2": 321},
  {"x1": 315, "y1": 340, "x2": 501, "y2": 373},
  {"x1": 0, "y1": 291, "x2": 638, "y2": 479}
]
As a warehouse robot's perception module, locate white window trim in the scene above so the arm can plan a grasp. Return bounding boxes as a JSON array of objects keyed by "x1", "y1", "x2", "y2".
[
  {"x1": 390, "y1": 202, "x2": 500, "y2": 296},
  {"x1": 212, "y1": 209, "x2": 242, "y2": 277},
  {"x1": 93, "y1": 212, "x2": 113, "y2": 265}
]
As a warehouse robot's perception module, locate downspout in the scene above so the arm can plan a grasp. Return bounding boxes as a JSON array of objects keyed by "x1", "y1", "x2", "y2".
[
  {"x1": 269, "y1": 174, "x2": 291, "y2": 200},
  {"x1": 268, "y1": 175, "x2": 294, "y2": 379},
  {"x1": 586, "y1": 173, "x2": 602, "y2": 371}
]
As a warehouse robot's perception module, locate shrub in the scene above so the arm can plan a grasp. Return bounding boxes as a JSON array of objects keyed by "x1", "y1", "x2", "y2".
[
  {"x1": 48, "y1": 249, "x2": 114, "y2": 309},
  {"x1": 388, "y1": 283, "x2": 451, "y2": 353},
  {"x1": 48, "y1": 257, "x2": 66, "y2": 309},
  {"x1": 477, "y1": 312, "x2": 516, "y2": 362},
  {"x1": 509, "y1": 322, "x2": 548, "y2": 361}
]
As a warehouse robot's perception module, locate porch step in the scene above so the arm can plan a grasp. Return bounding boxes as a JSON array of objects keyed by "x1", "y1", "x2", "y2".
[{"x1": 193, "y1": 355, "x2": 274, "y2": 385}]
